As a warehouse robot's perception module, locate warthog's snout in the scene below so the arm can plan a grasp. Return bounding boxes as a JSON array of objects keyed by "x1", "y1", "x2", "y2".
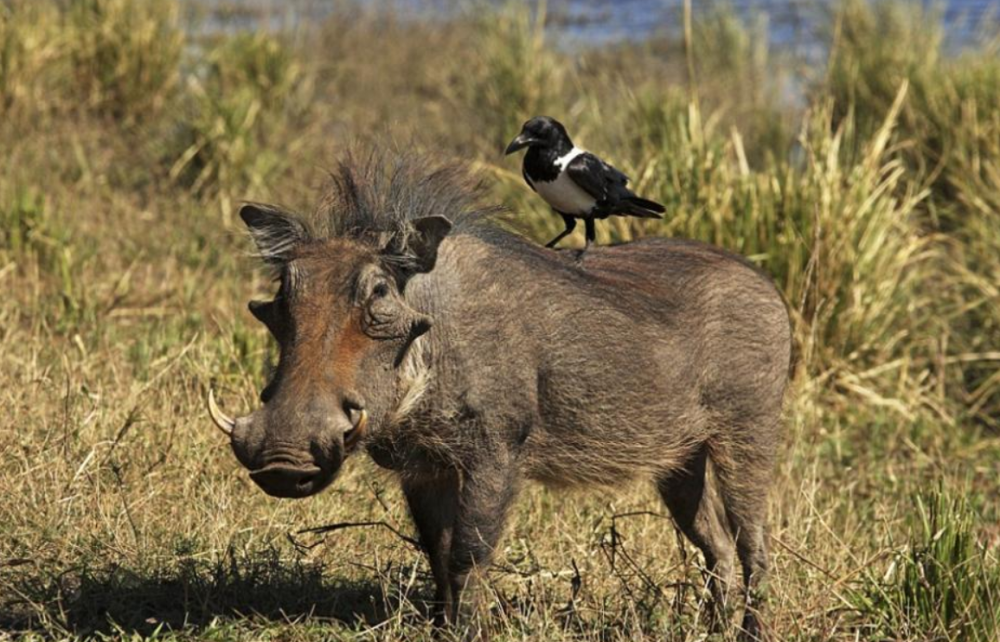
[
  {"x1": 207, "y1": 389, "x2": 367, "y2": 498},
  {"x1": 249, "y1": 461, "x2": 324, "y2": 498}
]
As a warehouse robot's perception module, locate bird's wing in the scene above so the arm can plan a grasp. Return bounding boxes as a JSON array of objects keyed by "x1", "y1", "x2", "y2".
[{"x1": 565, "y1": 152, "x2": 630, "y2": 203}]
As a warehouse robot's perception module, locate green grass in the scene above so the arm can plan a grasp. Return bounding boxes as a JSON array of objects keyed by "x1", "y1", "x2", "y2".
[
  {"x1": 851, "y1": 484, "x2": 1000, "y2": 641},
  {"x1": 1, "y1": 1, "x2": 999, "y2": 640}
]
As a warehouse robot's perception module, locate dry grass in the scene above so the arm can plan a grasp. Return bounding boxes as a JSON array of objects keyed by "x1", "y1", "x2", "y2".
[{"x1": 1, "y1": 1, "x2": 999, "y2": 640}]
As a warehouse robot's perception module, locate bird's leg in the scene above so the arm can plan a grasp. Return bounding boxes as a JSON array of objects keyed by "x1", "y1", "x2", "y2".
[
  {"x1": 544, "y1": 214, "x2": 577, "y2": 249},
  {"x1": 582, "y1": 218, "x2": 596, "y2": 253}
]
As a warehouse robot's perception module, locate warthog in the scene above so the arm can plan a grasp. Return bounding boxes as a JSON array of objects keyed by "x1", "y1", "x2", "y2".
[{"x1": 208, "y1": 152, "x2": 791, "y2": 640}]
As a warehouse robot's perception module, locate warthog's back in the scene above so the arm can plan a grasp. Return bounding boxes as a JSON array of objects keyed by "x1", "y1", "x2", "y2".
[{"x1": 422, "y1": 232, "x2": 792, "y2": 487}]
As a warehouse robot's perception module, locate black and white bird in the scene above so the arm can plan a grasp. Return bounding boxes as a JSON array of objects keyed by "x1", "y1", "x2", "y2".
[{"x1": 505, "y1": 116, "x2": 665, "y2": 251}]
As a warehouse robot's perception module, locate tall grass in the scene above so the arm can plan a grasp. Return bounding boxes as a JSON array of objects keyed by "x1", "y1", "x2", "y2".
[
  {"x1": 823, "y1": 0, "x2": 1000, "y2": 427},
  {"x1": 467, "y1": 0, "x2": 564, "y2": 150},
  {"x1": 66, "y1": 0, "x2": 182, "y2": 122},
  {"x1": 168, "y1": 32, "x2": 312, "y2": 208},
  {"x1": 0, "y1": 0, "x2": 63, "y2": 116},
  {"x1": 0, "y1": 1, "x2": 998, "y2": 640}
]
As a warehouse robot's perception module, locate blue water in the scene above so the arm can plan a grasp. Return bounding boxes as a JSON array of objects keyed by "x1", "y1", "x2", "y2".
[
  {"x1": 523, "y1": 0, "x2": 1000, "y2": 49},
  {"x1": 197, "y1": 0, "x2": 1000, "y2": 52}
]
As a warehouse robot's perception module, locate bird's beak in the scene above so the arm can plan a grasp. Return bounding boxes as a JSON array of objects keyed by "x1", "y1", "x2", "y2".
[{"x1": 504, "y1": 133, "x2": 536, "y2": 155}]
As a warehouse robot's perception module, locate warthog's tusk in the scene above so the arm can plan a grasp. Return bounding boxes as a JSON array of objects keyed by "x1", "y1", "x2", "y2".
[
  {"x1": 207, "y1": 388, "x2": 235, "y2": 437},
  {"x1": 345, "y1": 409, "x2": 367, "y2": 452}
]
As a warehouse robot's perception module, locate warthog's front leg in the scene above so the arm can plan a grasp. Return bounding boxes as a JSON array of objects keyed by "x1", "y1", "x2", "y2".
[
  {"x1": 403, "y1": 473, "x2": 459, "y2": 626},
  {"x1": 449, "y1": 459, "x2": 520, "y2": 633},
  {"x1": 404, "y1": 452, "x2": 519, "y2": 638}
]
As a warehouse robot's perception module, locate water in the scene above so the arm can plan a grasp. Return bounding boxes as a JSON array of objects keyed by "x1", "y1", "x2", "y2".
[
  {"x1": 524, "y1": 0, "x2": 1000, "y2": 49},
  {"x1": 196, "y1": 0, "x2": 1000, "y2": 52}
]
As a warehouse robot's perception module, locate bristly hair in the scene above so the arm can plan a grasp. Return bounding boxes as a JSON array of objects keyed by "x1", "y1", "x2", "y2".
[{"x1": 315, "y1": 148, "x2": 503, "y2": 247}]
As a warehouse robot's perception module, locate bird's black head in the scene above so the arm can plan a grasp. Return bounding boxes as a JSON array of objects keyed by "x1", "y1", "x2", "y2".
[{"x1": 505, "y1": 116, "x2": 573, "y2": 155}]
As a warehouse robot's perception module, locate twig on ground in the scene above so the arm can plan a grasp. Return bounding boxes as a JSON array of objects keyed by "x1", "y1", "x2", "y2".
[{"x1": 288, "y1": 521, "x2": 423, "y2": 554}]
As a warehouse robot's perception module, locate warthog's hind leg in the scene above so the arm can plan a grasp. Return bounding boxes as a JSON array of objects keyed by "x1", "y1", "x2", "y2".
[
  {"x1": 698, "y1": 413, "x2": 778, "y2": 641},
  {"x1": 712, "y1": 440, "x2": 774, "y2": 642},
  {"x1": 735, "y1": 520, "x2": 768, "y2": 641},
  {"x1": 656, "y1": 445, "x2": 736, "y2": 631}
]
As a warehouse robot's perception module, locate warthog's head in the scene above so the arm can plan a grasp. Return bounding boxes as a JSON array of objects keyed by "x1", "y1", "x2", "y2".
[{"x1": 208, "y1": 172, "x2": 457, "y2": 497}]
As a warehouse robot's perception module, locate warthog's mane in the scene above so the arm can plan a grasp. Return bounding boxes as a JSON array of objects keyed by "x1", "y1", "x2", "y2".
[
  {"x1": 246, "y1": 149, "x2": 524, "y2": 273},
  {"x1": 314, "y1": 149, "x2": 505, "y2": 260}
]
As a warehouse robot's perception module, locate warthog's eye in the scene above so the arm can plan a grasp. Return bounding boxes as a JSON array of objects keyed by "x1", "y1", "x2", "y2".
[{"x1": 363, "y1": 289, "x2": 403, "y2": 339}]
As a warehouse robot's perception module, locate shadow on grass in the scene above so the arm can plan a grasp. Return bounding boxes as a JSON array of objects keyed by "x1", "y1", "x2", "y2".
[{"x1": 1, "y1": 548, "x2": 413, "y2": 637}]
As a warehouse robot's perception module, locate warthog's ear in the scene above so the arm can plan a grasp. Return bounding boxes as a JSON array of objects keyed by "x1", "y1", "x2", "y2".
[
  {"x1": 409, "y1": 215, "x2": 452, "y2": 272},
  {"x1": 248, "y1": 299, "x2": 281, "y2": 337},
  {"x1": 385, "y1": 215, "x2": 453, "y2": 280},
  {"x1": 240, "y1": 203, "x2": 309, "y2": 265}
]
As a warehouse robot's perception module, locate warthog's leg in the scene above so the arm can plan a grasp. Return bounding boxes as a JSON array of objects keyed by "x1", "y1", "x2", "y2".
[
  {"x1": 403, "y1": 454, "x2": 519, "y2": 639},
  {"x1": 711, "y1": 434, "x2": 775, "y2": 642},
  {"x1": 402, "y1": 473, "x2": 459, "y2": 626},
  {"x1": 656, "y1": 445, "x2": 736, "y2": 630},
  {"x1": 734, "y1": 519, "x2": 768, "y2": 641},
  {"x1": 447, "y1": 455, "x2": 520, "y2": 639}
]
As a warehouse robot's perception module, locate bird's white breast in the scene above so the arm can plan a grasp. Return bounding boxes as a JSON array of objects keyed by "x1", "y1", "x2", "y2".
[{"x1": 529, "y1": 147, "x2": 596, "y2": 216}]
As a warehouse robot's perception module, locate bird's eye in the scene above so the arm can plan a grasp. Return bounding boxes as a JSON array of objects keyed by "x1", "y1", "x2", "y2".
[{"x1": 372, "y1": 282, "x2": 389, "y2": 299}]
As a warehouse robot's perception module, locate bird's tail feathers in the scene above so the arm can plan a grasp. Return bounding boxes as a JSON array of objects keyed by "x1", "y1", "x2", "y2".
[{"x1": 618, "y1": 196, "x2": 665, "y2": 219}]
